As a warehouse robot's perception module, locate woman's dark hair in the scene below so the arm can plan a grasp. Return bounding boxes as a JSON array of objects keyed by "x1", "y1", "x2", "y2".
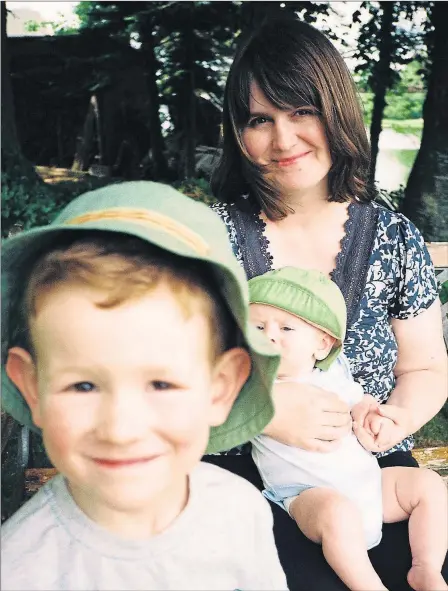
[{"x1": 211, "y1": 17, "x2": 373, "y2": 220}]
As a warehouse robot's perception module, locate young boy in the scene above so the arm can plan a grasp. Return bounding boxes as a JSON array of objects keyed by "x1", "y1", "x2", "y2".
[
  {"x1": 1, "y1": 181, "x2": 287, "y2": 591},
  {"x1": 249, "y1": 267, "x2": 447, "y2": 591}
]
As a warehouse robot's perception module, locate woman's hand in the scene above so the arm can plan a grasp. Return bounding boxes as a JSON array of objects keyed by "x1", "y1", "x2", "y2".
[{"x1": 263, "y1": 381, "x2": 352, "y2": 453}]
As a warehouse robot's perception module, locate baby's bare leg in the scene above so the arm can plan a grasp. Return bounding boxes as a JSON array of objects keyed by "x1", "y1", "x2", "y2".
[
  {"x1": 382, "y1": 466, "x2": 448, "y2": 591},
  {"x1": 289, "y1": 487, "x2": 387, "y2": 591}
]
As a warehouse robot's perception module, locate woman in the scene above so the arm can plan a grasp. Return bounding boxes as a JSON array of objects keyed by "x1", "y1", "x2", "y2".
[{"x1": 204, "y1": 17, "x2": 447, "y2": 591}]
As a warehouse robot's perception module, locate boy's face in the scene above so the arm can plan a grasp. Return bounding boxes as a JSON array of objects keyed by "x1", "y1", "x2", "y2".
[
  {"x1": 8, "y1": 283, "x2": 249, "y2": 529},
  {"x1": 249, "y1": 303, "x2": 333, "y2": 378}
]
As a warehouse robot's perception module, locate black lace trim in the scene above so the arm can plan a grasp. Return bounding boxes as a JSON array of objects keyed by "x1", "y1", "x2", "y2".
[
  {"x1": 254, "y1": 213, "x2": 273, "y2": 271},
  {"x1": 332, "y1": 202, "x2": 379, "y2": 328},
  {"x1": 330, "y1": 202, "x2": 355, "y2": 285},
  {"x1": 228, "y1": 197, "x2": 271, "y2": 280}
]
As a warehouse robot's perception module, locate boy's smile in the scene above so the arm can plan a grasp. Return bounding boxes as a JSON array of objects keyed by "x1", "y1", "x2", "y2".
[{"x1": 20, "y1": 283, "x2": 232, "y2": 535}]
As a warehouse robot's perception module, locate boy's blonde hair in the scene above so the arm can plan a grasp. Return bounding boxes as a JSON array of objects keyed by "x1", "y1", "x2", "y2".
[{"x1": 23, "y1": 232, "x2": 236, "y2": 361}]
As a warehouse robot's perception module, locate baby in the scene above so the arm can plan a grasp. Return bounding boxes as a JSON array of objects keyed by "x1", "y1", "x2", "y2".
[
  {"x1": 249, "y1": 267, "x2": 447, "y2": 591},
  {"x1": 1, "y1": 181, "x2": 287, "y2": 591}
]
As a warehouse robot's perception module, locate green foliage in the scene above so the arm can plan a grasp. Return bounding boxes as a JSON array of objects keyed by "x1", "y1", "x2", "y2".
[
  {"x1": 384, "y1": 92, "x2": 424, "y2": 120},
  {"x1": 353, "y1": 2, "x2": 428, "y2": 94},
  {"x1": 393, "y1": 149, "x2": 417, "y2": 171},
  {"x1": 172, "y1": 177, "x2": 216, "y2": 206},
  {"x1": 414, "y1": 404, "x2": 448, "y2": 447},
  {"x1": 1, "y1": 165, "x2": 59, "y2": 237},
  {"x1": 360, "y1": 92, "x2": 424, "y2": 123},
  {"x1": 440, "y1": 281, "x2": 448, "y2": 306},
  {"x1": 383, "y1": 118, "x2": 423, "y2": 137},
  {"x1": 1, "y1": 171, "x2": 118, "y2": 238}
]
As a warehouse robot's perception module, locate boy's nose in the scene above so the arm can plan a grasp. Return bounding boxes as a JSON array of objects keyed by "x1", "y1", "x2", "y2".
[{"x1": 96, "y1": 392, "x2": 151, "y2": 444}]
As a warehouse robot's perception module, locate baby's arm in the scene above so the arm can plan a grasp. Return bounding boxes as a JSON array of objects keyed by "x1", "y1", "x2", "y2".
[{"x1": 352, "y1": 395, "x2": 396, "y2": 451}]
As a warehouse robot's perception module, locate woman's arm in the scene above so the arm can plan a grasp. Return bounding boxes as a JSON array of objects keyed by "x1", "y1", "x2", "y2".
[
  {"x1": 263, "y1": 380, "x2": 352, "y2": 452},
  {"x1": 354, "y1": 299, "x2": 447, "y2": 452},
  {"x1": 388, "y1": 298, "x2": 447, "y2": 428}
]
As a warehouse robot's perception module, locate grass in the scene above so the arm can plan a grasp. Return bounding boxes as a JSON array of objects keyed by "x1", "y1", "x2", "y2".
[
  {"x1": 394, "y1": 149, "x2": 418, "y2": 170},
  {"x1": 382, "y1": 119, "x2": 423, "y2": 139},
  {"x1": 414, "y1": 407, "x2": 448, "y2": 448}
]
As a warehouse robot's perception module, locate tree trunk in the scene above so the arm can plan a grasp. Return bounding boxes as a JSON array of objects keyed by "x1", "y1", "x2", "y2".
[
  {"x1": 1, "y1": 1, "x2": 42, "y2": 184},
  {"x1": 137, "y1": 12, "x2": 169, "y2": 181},
  {"x1": 72, "y1": 96, "x2": 98, "y2": 171},
  {"x1": 368, "y1": 1, "x2": 395, "y2": 184},
  {"x1": 183, "y1": 6, "x2": 196, "y2": 179},
  {"x1": 401, "y1": 3, "x2": 448, "y2": 241}
]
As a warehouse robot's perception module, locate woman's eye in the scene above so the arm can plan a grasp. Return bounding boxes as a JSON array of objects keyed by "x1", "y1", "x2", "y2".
[
  {"x1": 293, "y1": 108, "x2": 317, "y2": 117},
  {"x1": 71, "y1": 382, "x2": 96, "y2": 393},
  {"x1": 247, "y1": 116, "x2": 269, "y2": 128}
]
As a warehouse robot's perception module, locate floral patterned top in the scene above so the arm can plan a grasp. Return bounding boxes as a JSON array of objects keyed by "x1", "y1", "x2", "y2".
[{"x1": 211, "y1": 200, "x2": 439, "y2": 457}]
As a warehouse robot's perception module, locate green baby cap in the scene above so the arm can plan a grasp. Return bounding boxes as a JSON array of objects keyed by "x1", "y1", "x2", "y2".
[
  {"x1": 248, "y1": 267, "x2": 347, "y2": 370},
  {"x1": 1, "y1": 181, "x2": 280, "y2": 454}
]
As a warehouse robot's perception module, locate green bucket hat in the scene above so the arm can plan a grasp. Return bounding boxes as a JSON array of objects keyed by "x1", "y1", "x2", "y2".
[
  {"x1": 1, "y1": 181, "x2": 280, "y2": 454},
  {"x1": 248, "y1": 267, "x2": 347, "y2": 371}
]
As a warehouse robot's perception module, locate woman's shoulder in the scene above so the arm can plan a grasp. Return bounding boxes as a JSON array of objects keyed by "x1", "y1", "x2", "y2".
[
  {"x1": 210, "y1": 201, "x2": 230, "y2": 219},
  {"x1": 370, "y1": 202, "x2": 426, "y2": 248}
]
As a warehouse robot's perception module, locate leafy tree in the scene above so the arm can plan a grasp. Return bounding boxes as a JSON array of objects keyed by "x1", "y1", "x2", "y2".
[
  {"x1": 156, "y1": 1, "x2": 238, "y2": 178},
  {"x1": 75, "y1": 1, "x2": 170, "y2": 179},
  {"x1": 401, "y1": 2, "x2": 448, "y2": 241},
  {"x1": 1, "y1": 2, "x2": 46, "y2": 195},
  {"x1": 353, "y1": 2, "x2": 427, "y2": 182}
]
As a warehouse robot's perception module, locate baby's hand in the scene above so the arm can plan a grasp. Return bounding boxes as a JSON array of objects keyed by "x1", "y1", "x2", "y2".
[
  {"x1": 352, "y1": 395, "x2": 386, "y2": 452},
  {"x1": 353, "y1": 396, "x2": 406, "y2": 452},
  {"x1": 351, "y1": 394, "x2": 378, "y2": 430}
]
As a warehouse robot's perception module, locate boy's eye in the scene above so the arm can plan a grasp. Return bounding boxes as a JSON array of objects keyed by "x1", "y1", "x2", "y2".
[
  {"x1": 150, "y1": 381, "x2": 175, "y2": 391},
  {"x1": 71, "y1": 381, "x2": 96, "y2": 393},
  {"x1": 281, "y1": 326, "x2": 294, "y2": 332},
  {"x1": 255, "y1": 324, "x2": 265, "y2": 331}
]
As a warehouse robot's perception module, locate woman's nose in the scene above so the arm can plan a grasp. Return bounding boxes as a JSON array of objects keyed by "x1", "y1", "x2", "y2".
[{"x1": 272, "y1": 119, "x2": 297, "y2": 152}]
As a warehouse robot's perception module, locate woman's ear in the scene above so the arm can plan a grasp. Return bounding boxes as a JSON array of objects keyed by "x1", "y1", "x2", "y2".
[
  {"x1": 5, "y1": 347, "x2": 42, "y2": 428},
  {"x1": 314, "y1": 334, "x2": 336, "y2": 362},
  {"x1": 208, "y1": 347, "x2": 251, "y2": 427}
]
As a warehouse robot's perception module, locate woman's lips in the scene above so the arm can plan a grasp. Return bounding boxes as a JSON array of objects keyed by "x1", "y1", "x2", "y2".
[{"x1": 276, "y1": 152, "x2": 311, "y2": 167}]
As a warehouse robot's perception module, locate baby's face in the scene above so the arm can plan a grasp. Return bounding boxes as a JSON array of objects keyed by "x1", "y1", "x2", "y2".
[
  {"x1": 249, "y1": 303, "x2": 327, "y2": 378},
  {"x1": 22, "y1": 282, "x2": 231, "y2": 524}
]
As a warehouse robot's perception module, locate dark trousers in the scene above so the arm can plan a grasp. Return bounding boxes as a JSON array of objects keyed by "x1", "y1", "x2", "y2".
[{"x1": 203, "y1": 451, "x2": 448, "y2": 591}]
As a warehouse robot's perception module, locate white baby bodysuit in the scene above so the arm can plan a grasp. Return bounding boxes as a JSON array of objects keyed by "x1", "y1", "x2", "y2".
[{"x1": 252, "y1": 354, "x2": 383, "y2": 549}]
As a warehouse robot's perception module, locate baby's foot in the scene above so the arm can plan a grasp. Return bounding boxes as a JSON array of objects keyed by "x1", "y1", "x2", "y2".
[{"x1": 407, "y1": 565, "x2": 447, "y2": 591}]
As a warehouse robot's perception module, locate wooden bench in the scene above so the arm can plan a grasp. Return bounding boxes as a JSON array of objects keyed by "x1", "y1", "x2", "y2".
[
  {"x1": 427, "y1": 242, "x2": 448, "y2": 269},
  {"x1": 413, "y1": 447, "x2": 448, "y2": 486}
]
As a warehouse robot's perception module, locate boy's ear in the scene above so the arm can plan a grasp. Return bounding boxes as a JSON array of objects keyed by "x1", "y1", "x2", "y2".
[
  {"x1": 5, "y1": 347, "x2": 42, "y2": 428},
  {"x1": 209, "y1": 347, "x2": 251, "y2": 427},
  {"x1": 314, "y1": 333, "x2": 336, "y2": 362}
]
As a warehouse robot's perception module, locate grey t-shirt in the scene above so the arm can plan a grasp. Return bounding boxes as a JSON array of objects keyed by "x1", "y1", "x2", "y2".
[{"x1": 1, "y1": 462, "x2": 287, "y2": 591}]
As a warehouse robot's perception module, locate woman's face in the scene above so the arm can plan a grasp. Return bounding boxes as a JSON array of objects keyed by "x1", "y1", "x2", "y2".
[{"x1": 241, "y1": 82, "x2": 332, "y2": 197}]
